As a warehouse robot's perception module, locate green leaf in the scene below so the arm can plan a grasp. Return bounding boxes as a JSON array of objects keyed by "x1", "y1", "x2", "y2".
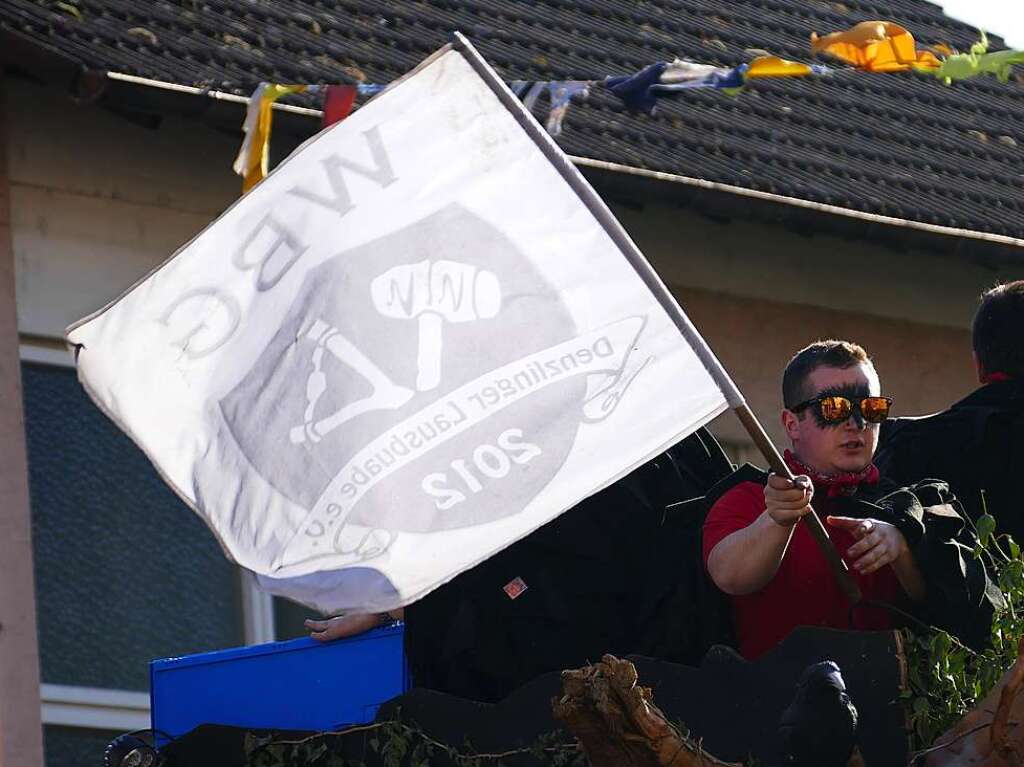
[{"x1": 978, "y1": 514, "x2": 997, "y2": 545}]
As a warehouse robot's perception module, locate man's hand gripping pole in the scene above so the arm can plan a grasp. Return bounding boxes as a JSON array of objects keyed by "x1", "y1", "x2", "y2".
[{"x1": 734, "y1": 404, "x2": 863, "y2": 605}]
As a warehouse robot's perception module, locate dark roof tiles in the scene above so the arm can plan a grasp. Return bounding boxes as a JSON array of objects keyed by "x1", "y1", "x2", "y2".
[{"x1": 3, "y1": 0, "x2": 1024, "y2": 239}]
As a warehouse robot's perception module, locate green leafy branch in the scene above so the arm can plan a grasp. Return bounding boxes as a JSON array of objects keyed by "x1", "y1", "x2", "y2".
[
  {"x1": 243, "y1": 714, "x2": 586, "y2": 767},
  {"x1": 904, "y1": 493, "x2": 1024, "y2": 751}
]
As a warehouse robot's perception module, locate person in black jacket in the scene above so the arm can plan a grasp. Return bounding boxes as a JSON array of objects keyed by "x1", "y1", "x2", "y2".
[{"x1": 876, "y1": 280, "x2": 1024, "y2": 543}]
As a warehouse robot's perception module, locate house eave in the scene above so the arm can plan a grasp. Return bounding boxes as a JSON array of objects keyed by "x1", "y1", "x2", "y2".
[{"x1": 3, "y1": 31, "x2": 1021, "y2": 261}]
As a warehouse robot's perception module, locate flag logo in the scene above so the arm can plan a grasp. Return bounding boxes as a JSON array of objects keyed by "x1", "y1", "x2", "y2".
[{"x1": 222, "y1": 204, "x2": 650, "y2": 566}]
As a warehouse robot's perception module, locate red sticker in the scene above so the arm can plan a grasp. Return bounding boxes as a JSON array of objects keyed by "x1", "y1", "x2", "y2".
[{"x1": 503, "y1": 576, "x2": 528, "y2": 600}]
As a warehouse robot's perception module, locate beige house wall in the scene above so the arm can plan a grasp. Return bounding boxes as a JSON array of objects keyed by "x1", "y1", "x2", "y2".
[
  {"x1": 677, "y1": 286, "x2": 977, "y2": 452},
  {"x1": 618, "y1": 200, "x2": 1017, "y2": 331},
  {"x1": 0, "y1": 72, "x2": 44, "y2": 767},
  {"x1": 6, "y1": 78, "x2": 237, "y2": 340}
]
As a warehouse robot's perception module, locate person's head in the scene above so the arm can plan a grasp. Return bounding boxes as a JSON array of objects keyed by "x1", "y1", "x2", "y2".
[
  {"x1": 973, "y1": 281, "x2": 1024, "y2": 382},
  {"x1": 781, "y1": 340, "x2": 885, "y2": 475}
]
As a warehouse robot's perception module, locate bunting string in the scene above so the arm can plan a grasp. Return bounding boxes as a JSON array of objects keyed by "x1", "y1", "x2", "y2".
[{"x1": 234, "y1": 21, "x2": 1024, "y2": 191}]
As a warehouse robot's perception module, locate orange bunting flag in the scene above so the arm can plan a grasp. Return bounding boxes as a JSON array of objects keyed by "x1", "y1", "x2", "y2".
[{"x1": 810, "y1": 20, "x2": 941, "y2": 72}]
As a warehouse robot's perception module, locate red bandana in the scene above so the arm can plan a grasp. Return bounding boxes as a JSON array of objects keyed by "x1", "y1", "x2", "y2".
[
  {"x1": 981, "y1": 372, "x2": 1014, "y2": 384},
  {"x1": 784, "y1": 449, "x2": 879, "y2": 498}
]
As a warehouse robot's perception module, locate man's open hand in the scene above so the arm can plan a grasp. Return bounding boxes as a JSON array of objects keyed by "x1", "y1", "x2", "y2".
[
  {"x1": 827, "y1": 516, "x2": 909, "y2": 574},
  {"x1": 765, "y1": 473, "x2": 814, "y2": 527}
]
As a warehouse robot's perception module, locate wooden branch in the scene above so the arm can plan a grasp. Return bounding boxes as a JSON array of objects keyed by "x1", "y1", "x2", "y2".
[{"x1": 552, "y1": 654, "x2": 742, "y2": 767}]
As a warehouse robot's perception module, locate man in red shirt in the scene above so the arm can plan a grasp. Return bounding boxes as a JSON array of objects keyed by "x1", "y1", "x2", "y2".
[{"x1": 703, "y1": 340, "x2": 926, "y2": 659}]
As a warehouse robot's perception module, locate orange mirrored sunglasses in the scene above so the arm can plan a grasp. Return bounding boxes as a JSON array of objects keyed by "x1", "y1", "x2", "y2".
[{"x1": 789, "y1": 395, "x2": 892, "y2": 425}]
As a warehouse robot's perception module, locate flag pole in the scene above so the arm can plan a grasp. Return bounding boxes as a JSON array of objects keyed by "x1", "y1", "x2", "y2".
[
  {"x1": 451, "y1": 31, "x2": 862, "y2": 605},
  {"x1": 732, "y1": 404, "x2": 861, "y2": 603}
]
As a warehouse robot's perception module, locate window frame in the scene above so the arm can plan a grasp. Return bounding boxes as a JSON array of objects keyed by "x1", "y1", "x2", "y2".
[{"x1": 40, "y1": 685, "x2": 150, "y2": 731}]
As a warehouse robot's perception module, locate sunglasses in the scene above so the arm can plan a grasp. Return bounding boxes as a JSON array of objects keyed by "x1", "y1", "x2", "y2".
[{"x1": 789, "y1": 395, "x2": 892, "y2": 425}]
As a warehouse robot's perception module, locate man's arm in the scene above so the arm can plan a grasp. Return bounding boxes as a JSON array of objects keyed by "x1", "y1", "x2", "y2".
[
  {"x1": 707, "y1": 474, "x2": 814, "y2": 596},
  {"x1": 306, "y1": 608, "x2": 405, "y2": 641}
]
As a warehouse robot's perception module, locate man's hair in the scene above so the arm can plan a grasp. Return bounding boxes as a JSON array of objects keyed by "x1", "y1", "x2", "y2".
[
  {"x1": 973, "y1": 281, "x2": 1024, "y2": 378},
  {"x1": 782, "y1": 340, "x2": 874, "y2": 409}
]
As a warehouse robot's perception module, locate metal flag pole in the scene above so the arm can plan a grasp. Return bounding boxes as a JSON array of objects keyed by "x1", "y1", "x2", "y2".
[{"x1": 451, "y1": 31, "x2": 862, "y2": 605}]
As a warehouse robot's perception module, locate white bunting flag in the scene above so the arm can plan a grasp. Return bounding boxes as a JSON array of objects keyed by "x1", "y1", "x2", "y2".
[{"x1": 67, "y1": 40, "x2": 739, "y2": 614}]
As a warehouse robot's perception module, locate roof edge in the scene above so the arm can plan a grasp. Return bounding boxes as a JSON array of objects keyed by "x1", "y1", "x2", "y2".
[
  {"x1": 570, "y1": 157, "x2": 1024, "y2": 251},
  {"x1": 105, "y1": 71, "x2": 322, "y2": 118}
]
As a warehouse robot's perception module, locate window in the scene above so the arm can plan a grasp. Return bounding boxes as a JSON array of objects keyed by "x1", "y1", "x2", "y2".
[{"x1": 20, "y1": 347, "x2": 263, "y2": 764}]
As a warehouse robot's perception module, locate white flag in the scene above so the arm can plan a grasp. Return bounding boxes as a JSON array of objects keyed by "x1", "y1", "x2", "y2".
[{"x1": 67, "y1": 41, "x2": 738, "y2": 614}]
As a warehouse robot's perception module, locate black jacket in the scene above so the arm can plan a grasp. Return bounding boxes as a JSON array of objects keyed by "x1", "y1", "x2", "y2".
[
  {"x1": 403, "y1": 428, "x2": 734, "y2": 702},
  {"x1": 833, "y1": 475, "x2": 999, "y2": 650},
  {"x1": 876, "y1": 379, "x2": 1024, "y2": 543}
]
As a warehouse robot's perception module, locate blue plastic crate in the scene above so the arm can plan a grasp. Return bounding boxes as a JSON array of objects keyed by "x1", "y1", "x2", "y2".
[{"x1": 150, "y1": 623, "x2": 410, "y2": 739}]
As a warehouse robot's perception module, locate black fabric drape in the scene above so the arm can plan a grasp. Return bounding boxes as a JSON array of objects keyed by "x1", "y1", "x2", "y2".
[
  {"x1": 877, "y1": 380, "x2": 1024, "y2": 542},
  {"x1": 403, "y1": 427, "x2": 734, "y2": 702}
]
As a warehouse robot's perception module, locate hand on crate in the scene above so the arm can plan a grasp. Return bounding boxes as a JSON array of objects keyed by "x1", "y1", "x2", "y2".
[{"x1": 305, "y1": 610, "x2": 403, "y2": 642}]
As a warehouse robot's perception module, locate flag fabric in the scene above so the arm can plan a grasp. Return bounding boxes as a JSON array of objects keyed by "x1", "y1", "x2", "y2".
[
  {"x1": 659, "y1": 59, "x2": 724, "y2": 85},
  {"x1": 521, "y1": 80, "x2": 548, "y2": 113},
  {"x1": 650, "y1": 61, "x2": 747, "y2": 95},
  {"x1": 516, "y1": 80, "x2": 591, "y2": 135},
  {"x1": 605, "y1": 62, "x2": 668, "y2": 113},
  {"x1": 604, "y1": 56, "x2": 827, "y2": 114},
  {"x1": 935, "y1": 34, "x2": 1024, "y2": 84},
  {"x1": 67, "y1": 43, "x2": 734, "y2": 615},
  {"x1": 810, "y1": 21, "x2": 941, "y2": 72},
  {"x1": 655, "y1": 58, "x2": 746, "y2": 90},
  {"x1": 545, "y1": 81, "x2": 590, "y2": 136},
  {"x1": 745, "y1": 56, "x2": 828, "y2": 79},
  {"x1": 233, "y1": 83, "x2": 307, "y2": 192},
  {"x1": 322, "y1": 85, "x2": 358, "y2": 127}
]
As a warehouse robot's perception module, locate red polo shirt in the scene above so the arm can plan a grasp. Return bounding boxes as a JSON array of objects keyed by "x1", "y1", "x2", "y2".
[{"x1": 702, "y1": 481, "x2": 906, "y2": 660}]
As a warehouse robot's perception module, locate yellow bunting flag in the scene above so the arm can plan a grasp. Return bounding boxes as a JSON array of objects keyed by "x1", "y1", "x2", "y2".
[
  {"x1": 746, "y1": 56, "x2": 815, "y2": 78},
  {"x1": 233, "y1": 83, "x2": 307, "y2": 193},
  {"x1": 810, "y1": 21, "x2": 941, "y2": 72}
]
